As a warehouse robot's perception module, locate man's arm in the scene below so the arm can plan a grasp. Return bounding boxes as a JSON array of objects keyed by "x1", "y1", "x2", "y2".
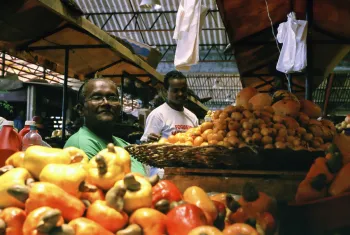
[
  {"x1": 140, "y1": 112, "x2": 164, "y2": 142},
  {"x1": 194, "y1": 116, "x2": 199, "y2": 127}
]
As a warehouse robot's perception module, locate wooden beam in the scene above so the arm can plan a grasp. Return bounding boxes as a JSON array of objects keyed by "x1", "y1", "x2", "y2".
[
  {"x1": 305, "y1": 0, "x2": 314, "y2": 100},
  {"x1": 37, "y1": 0, "x2": 164, "y2": 83}
]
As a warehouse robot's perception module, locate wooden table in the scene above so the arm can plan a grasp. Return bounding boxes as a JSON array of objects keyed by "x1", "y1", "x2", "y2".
[{"x1": 164, "y1": 167, "x2": 306, "y2": 202}]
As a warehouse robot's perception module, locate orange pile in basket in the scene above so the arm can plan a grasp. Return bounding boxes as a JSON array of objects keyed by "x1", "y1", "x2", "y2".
[{"x1": 160, "y1": 88, "x2": 336, "y2": 151}]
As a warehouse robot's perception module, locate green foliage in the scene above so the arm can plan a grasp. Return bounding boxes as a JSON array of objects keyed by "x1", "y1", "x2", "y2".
[
  {"x1": 0, "y1": 101, "x2": 13, "y2": 113},
  {"x1": 0, "y1": 90, "x2": 13, "y2": 113}
]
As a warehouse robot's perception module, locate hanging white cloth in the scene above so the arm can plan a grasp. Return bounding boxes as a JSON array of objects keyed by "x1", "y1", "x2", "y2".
[
  {"x1": 276, "y1": 12, "x2": 308, "y2": 73},
  {"x1": 173, "y1": 0, "x2": 208, "y2": 71}
]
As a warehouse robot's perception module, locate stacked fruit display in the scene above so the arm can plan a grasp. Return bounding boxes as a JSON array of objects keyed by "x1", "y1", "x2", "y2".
[
  {"x1": 161, "y1": 88, "x2": 336, "y2": 152},
  {"x1": 0, "y1": 145, "x2": 277, "y2": 235},
  {"x1": 335, "y1": 115, "x2": 350, "y2": 133},
  {"x1": 295, "y1": 143, "x2": 350, "y2": 203}
]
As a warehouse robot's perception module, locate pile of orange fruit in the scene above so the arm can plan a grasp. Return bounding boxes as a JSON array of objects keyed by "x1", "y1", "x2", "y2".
[{"x1": 159, "y1": 88, "x2": 336, "y2": 151}]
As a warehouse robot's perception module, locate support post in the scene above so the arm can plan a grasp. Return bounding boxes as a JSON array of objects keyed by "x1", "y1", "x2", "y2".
[
  {"x1": 323, "y1": 73, "x2": 334, "y2": 117},
  {"x1": 62, "y1": 49, "x2": 69, "y2": 141},
  {"x1": 120, "y1": 73, "x2": 124, "y2": 123},
  {"x1": 305, "y1": 0, "x2": 314, "y2": 100},
  {"x1": 26, "y1": 85, "x2": 36, "y2": 120},
  {"x1": 1, "y1": 51, "x2": 5, "y2": 77},
  {"x1": 287, "y1": 74, "x2": 293, "y2": 93}
]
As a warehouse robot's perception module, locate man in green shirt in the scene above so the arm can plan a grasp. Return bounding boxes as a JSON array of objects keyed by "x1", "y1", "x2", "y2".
[{"x1": 64, "y1": 78, "x2": 145, "y2": 175}]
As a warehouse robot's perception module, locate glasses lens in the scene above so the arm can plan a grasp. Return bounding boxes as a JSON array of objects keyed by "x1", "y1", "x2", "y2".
[
  {"x1": 86, "y1": 95, "x2": 120, "y2": 104},
  {"x1": 88, "y1": 96, "x2": 103, "y2": 102},
  {"x1": 87, "y1": 96, "x2": 120, "y2": 103},
  {"x1": 107, "y1": 96, "x2": 119, "y2": 102}
]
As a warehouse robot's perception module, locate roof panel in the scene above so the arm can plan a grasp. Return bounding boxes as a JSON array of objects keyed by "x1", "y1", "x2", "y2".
[
  {"x1": 75, "y1": 0, "x2": 229, "y2": 56},
  {"x1": 187, "y1": 73, "x2": 242, "y2": 110}
]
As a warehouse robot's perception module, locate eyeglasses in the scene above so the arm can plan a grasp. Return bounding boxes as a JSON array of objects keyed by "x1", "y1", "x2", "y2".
[{"x1": 85, "y1": 95, "x2": 120, "y2": 104}]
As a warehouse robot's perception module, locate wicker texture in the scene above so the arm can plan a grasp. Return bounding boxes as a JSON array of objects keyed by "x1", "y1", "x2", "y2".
[
  {"x1": 125, "y1": 144, "x2": 258, "y2": 168},
  {"x1": 125, "y1": 144, "x2": 324, "y2": 171}
]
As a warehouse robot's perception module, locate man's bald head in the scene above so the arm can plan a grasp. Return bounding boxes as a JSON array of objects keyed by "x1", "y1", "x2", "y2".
[{"x1": 78, "y1": 78, "x2": 117, "y2": 104}]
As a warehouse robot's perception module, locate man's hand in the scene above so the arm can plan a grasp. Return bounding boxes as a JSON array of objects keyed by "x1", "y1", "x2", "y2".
[{"x1": 147, "y1": 133, "x2": 161, "y2": 142}]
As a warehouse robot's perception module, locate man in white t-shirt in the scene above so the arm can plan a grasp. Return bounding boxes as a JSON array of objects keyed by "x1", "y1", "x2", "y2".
[
  {"x1": 141, "y1": 70, "x2": 198, "y2": 142},
  {"x1": 141, "y1": 71, "x2": 199, "y2": 176}
]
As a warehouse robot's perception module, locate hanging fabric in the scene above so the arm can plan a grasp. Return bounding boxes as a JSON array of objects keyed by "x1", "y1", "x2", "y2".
[
  {"x1": 173, "y1": 0, "x2": 208, "y2": 71},
  {"x1": 276, "y1": 12, "x2": 308, "y2": 73}
]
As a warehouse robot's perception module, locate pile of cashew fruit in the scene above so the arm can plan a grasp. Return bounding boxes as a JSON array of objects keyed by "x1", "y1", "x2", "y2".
[{"x1": 0, "y1": 144, "x2": 277, "y2": 235}]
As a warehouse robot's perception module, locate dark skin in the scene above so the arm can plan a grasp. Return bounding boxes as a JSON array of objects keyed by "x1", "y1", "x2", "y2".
[
  {"x1": 147, "y1": 78, "x2": 188, "y2": 142},
  {"x1": 78, "y1": 80, "x2": 121, "y2": 143}
]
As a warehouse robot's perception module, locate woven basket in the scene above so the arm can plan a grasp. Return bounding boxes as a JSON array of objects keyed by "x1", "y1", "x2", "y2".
[
  {"x1": 125, "y1": 143, "x2": 324, "y2": 170},
  {"x1": 125, "y1": 144, "x2": 258, "y2": 168}
]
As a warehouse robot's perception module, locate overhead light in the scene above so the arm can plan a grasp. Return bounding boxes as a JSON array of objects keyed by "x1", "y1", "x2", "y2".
[
  {"x1": 140, "y1": 0, "x2": 162, "y2": 10},
  {"x1": 225, "y1": 93, "x2": 234, "y2": 102},
  {"x1": 224, "y1": 43, "x2": 233, "y2": 54},
  {"x1": 212, "y1": 78, "x2": 223, "y2": 89}
]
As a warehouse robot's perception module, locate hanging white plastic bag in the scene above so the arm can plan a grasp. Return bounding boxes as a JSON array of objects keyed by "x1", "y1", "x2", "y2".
[
  {"x1": 276, "y1": 12, "x2": 308, "y2": 73},
  {"x1": 173, "y1": 0, "x2": 208, "y2": 71}
]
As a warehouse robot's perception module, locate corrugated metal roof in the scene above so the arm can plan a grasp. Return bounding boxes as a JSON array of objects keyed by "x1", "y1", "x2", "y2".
[
  {"x1": 0, "y1": 52, "x2": 83, "y2": 90},
  {"x1": 313, "y1": 73, "x2": 350, "y2": 115},
  {"x1": 75, "y1": 0, "x2": 229, "y2": 53},
  {"x1": 187, "y1": 73, "x2": 242, "y2": 110}
]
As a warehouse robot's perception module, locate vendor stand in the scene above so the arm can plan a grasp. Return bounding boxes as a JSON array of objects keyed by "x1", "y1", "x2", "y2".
[
  {"x1": 127, "y1": 0, "x2": 350, "y2": 233},
  {"x1": 0, "y1": 0, "x2": 208, "y2": 143},
  {"x1": 214, "y1": 0, "x2": 350, "y2": 234},
  {"x1": 0, "y1": 0, "x2": 349, "y2": 234}
]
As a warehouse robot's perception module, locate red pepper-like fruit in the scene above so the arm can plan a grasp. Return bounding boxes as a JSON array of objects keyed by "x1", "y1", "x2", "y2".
[
  {"x1": 226, "y1": 194, "x2": 249, "y2": 225},
  {"x1": 166, "y1": 204, "x2": 208, "y2": 235},
  {"x1": 188, "y1": 225, "x2": 223, "y2": 235},
  {"x1": 86, "y1": 200, "x2": 128, "y2": 233},
  {"x1": 228, "y1": 207, "x2": 249, "y2": 224},
  {"x1": 329, "y1": 163, "x2": 350, "y2": 196},
  {"x1": 7, "y1": 182, "x2": 85, "y2": 222},
  {"x1": 69, "y1": 217, "x2": 114, "y2": 235},
  {"x1": 212, "y1": 200, "x2": 226, "y2": 230},
  {"x1": 183, "y1": 186, "x2": 218, "y2": 225},
  {"x1": 305, "y1": 157, "x2": 334, "y2": 183},
  {"x1": 80, "y1": 188, "x2": 105, "y2": 203},
  {"x1": 23, "y1": 207, "x2": 64, "y2": 235},
  {"x1": 0, "y1": 207, "x2": 26, "y2": 235},
  {"x1": 257, "y1": 212, "x2": 276, "y2": 235},
  {"x1": 130, "y1": 208, "x2": 167, "y2": 235},
  {"x1": 152, "y1": 180, "x2": 183, "y2": 207},
  {"x1": 295, "y1": 174, "x2": 328, "y2": 203},
  {"x1": 210, "y1": 193, "x2": 227, "y2": 206},
  {"x1": 223, "y1": 223, "x2": 258, "y2": 235},
  {"x1": 238, "y1": 182, "x2": 276, "y2": 216}
]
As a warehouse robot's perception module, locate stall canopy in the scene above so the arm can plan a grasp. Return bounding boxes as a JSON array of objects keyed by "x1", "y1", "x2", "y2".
[
  {"x1": 0, "y1": 0, "x2": 208, "y2": 140},
  {"x1": 216, "y1": 0, "x2": 350, "y2": 99},
  {"x1": 0, "y1": 0, "x2": 164, "y2": 85}
]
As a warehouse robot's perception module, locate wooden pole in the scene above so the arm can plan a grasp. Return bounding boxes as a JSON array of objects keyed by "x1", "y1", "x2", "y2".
[
  {"x1": 61, "y1": 49, "x2": 69, "y2": 141},
  {"x1": 1, "y1": 51, "x2": 5, "y2": 78},
  {"x1": 323, "y1": 73, "x2": 334, "y2": 117},
  {"x1": 305, "y1": 0, "x2": 314, "y2": 100}
]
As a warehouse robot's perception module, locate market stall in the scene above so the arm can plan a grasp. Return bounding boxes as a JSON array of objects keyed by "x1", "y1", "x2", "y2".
[
  {"x1": 210, "y1": 0, "x2": 350, "y2": 233},
  {"x1": 1, "y1": 87, "x2": 349, "y2": 234},
  {"x1": 0, "y1": 0, "x2": 208, "y2": 141},
  {"x1": 216, "y1": 0, "x2": 350, "y2": 99},
  {"x1": 126, "y1": 87, "x2": 350, "y2": 234},
  {"x1": 0, "y1": 0, "x2": 349, "y2": 234}
]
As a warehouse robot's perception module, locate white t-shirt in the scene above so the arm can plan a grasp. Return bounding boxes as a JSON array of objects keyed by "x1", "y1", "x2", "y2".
[{"x1": 141, "y1": 102, "x2": 199, "y2": 141}]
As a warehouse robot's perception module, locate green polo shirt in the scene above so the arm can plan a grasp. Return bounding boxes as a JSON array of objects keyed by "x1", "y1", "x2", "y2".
[{"x1": 64, "y1": 126, "x2": 146, "y2": 176}]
